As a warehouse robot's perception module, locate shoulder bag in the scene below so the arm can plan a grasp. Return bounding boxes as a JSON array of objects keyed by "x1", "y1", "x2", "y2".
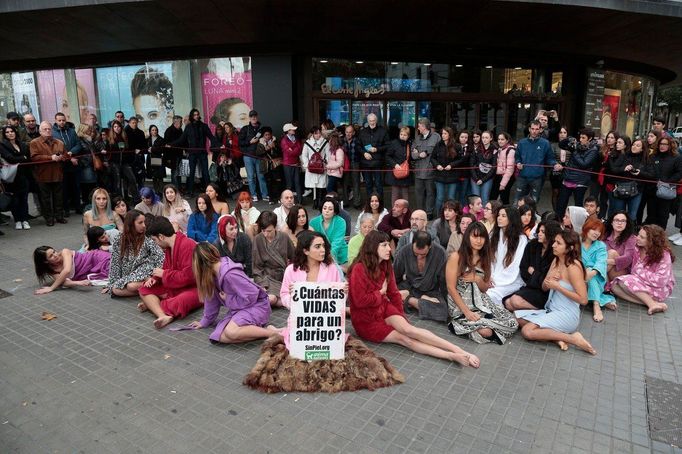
[
  {"x1": 656, "y1": 181, "x2": 677, "y2": 200},
  {"x1": 393, "y1": 142, "x2": 410, "y2": 179}
]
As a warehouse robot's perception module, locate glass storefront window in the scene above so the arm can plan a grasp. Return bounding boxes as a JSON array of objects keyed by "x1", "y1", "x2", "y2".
[
  {"x1": 9, "y1": 72, "x2": 34, "y2": 121},
  {"x1": 319, "y1": 99, "x2": 350, "y2": 126},
  {"x1": 351, "y1": 100, "x2": 384, "y2": 126},
  {"x1": 504, "y1": 69, "x2": 533, "y2": 94}
]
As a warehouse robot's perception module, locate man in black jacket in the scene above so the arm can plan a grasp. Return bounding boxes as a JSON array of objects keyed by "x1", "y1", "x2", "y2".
[
  {"x1": 164, "y1": 115, "x2": 184, "y2": 189},
  {"x1": 342, "y1": 124, "x2": 364, "y2": 208},
  {"x1": 238, "y1": 110, "x2": 269, "y2": 202},
  {"x1": 125, "y1": 117, "x2": 148, "y2": 191},
  {"x1": 358, "y1": 113, "x2": 389, "y2": 203},
  {"x1": 168, "y1": 109, "x2": 215, "y2": 196}
]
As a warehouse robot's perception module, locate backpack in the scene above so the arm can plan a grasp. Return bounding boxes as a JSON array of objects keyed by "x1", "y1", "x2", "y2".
[{"x1": 305, "y1": 140, "x2": 327, "y2": 174}]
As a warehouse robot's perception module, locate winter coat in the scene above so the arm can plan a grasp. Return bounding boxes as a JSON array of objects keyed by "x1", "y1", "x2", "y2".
[
  {"x1": 559, "y1": 138, "x2": 600, "y2": 187},
  {"x1": 301, "y1": 137, "x2": 328, "y2": 189},
  {"x1": 280, "y1": 134, "x2": 303, "y2": 167},
  {"x1": 411, "y1": 131, "x2": 440, "y2": 180},
  {"x1": 516, "y1": 136, "x2": 555, "y2": 180},
  {"x1": 431, "y1": 140, "x2": 466, "y2": 184},
  {"x1": 496, "y1": 145, "x2": 516, "y2": 189},
  {"x1": 358, "y1": 125, "x2": 389, "y2": 169},
  {"x1": 0, "y1": 140, "x2": 31, "y2": 192},
  {"x1": 171, "y1": 120, "x2": 216, "y2": 154},
  {"x1": 470, "y1": 144, "x2": 498, "y2": 183}
]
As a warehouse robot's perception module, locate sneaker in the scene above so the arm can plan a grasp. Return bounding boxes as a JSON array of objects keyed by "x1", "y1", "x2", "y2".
[
  {"x1": 674, "y1": 237, "x2": 682, "y2": 246},
  {"x1": 668, "y1": 232, "x2": 682, "y2": 242},
  {"x1": 262, "y1": 196, "x2": 270, "y2": 202},
  {"x1": 302, "y1": 189, "x2": 312, "y2": 198},
  {"x1": 15, "y1": 222, "x2": 22, "y2": 230},
  {"x1": 252, "y1": 196, "x2": 259, "y2": 202},
  {"x1": 22, "y1": 221, "x2": 30, "y2": 230}
]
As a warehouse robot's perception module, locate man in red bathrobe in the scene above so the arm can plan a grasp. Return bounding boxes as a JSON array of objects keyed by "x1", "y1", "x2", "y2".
[{"x1": 140, "y1": 216, "x2": 203, "y2": 328}]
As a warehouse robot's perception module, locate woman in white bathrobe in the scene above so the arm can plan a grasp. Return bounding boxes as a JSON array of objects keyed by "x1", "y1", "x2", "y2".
[{"x1": 488, "y1": 205, "x2": 528, "y2": 305}]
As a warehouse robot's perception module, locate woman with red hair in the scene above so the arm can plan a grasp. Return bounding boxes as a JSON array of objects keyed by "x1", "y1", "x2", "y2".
[
  {"x1": 213, "y1": 214, "x2": 252, "y2": 276},
  {"x1": 611, "y1": 225, "x2": 675, "y2": 315},
  {"x1": 232, "y1": 191, "x2": 261, "y2": 238},
  {"x1": 580, "y1": 217, "x2": 616, "y2": 322}
]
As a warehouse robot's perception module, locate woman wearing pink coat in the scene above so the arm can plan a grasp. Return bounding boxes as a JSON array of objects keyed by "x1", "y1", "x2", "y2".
[{"x1": 491, "y1": 132, "x2": 516, "y2": 204}]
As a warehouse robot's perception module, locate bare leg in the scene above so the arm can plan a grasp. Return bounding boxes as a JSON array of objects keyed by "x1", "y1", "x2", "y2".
[
  {"x1": 612, "y1": 283, "x2": 667, "y2": 314},
  {"x1": 218, "y1": 321, "x2": 280, "y2": 344},
  {"x1": 606, "y1": 249, "x2": 619, "y2": 274},
  {"x1": 591, "y1": 300, "x2": 602, "y2": 320},
  {"x1": 268, "y1": 294, "x2": 282, "y2": 307},
  {"x1": 140, "y1": 293, "x2": 174, "y2": 329},
  {"x1": 505, "y1": 294, "x2": 538, "y2": 311},
  {"x1": 112, "y1": 281, "x2": 144, "y2": 297},
  {"x1": 610, "y1": 282, "x2": 641, "y2": 304},
  {"x1": 521, "y1": 323, "x2": 596, "y2": 355},
  {"x1": 398, "y1": 289, "x2": 410, "y2": 302},
  {"x1": 383, "y1": 330, "x2": 479, "y2": 367},
  {"x1": 385, "y1": 315, "x2": 479, "y2": 366}
]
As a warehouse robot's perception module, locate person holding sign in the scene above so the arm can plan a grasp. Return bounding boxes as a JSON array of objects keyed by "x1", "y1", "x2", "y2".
[
  {"x1": 189, "y1": 243, "x2": 280, "y2": 343},
  {"x1": 348, "y1": 230, "x2": 480, "y2": 367}
]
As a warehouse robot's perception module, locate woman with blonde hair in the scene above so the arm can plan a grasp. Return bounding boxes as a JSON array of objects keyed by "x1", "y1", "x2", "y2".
[
  {"x1": 188, "y1": 242, "x2": 280, "y2": 343},
  {"x1": 162, "y1": 184, "x2": 192, "y2": 232},
  {"x1": 82, "y1": 187, "x2": 122, "y2": 246}
]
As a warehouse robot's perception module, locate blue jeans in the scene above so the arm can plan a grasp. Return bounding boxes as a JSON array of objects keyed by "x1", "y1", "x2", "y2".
[
  {"x1": 434, "y1": 181, "x2": 457, "y2": 216},
  {"x1": 188, "y1": 152, "x2": 209, "y2": 195},
  {"x1": 456, "y1": 179, "x2": 470, "y2": 206},
  {"x1": 514, "y1": 176, "x2": 543, "y2": 203},
  {"x1": 470, "y1": 178, "x2": 494, "y2": 205},
  {"x1": 608, "y1": 192, "x2": 642, "y2": 221},
  {"x1": 362, "y1": 170, "x2": 383, "y2": 199},
  {"x1": 244, "y1": 155, "x2": 268, "y2": 199},
  {"x1": 327, "y1": 175, "x2": 341, "y2": 193}
]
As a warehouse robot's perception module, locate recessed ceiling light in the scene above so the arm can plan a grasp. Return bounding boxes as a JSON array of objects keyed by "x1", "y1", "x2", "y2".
[
  {"x1": 423, "y1": 63, "x2": 431, "y2": 66},
  {"x1": 390, "y1": 62, "x2": 399, "y2": 65},
  {"x1": 514, "y1": 67, "x2": 522, "y2": 70},
  {"x1": 455, "y1": 64, "x2": 463, "y2": 68},
  {"x1": 485, "y1": 65, "x2": 493, "y2": 69},
  {"x1": 319, "y1": 60, "x2": 328, "y2": 63},
  {"x1": 355, "y1": 61, "x2": 364, "y2": 64}
]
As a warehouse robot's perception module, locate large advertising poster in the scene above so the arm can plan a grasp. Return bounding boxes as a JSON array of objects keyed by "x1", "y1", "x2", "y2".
[
  {"x1": 36, "y1": 69, "x2": 66, "y2": 123},
  {"x1": 11, "y1": 72, "x2": 40, "y2": 122},
  {"x1": 601, "y1": 89, "x2": 621, "y2": 137},
  {"x1": 198, "y1": 57, "x2": 253, "y2": 131},
  {"x1": 96, "y1": 62, "x2": 174, "y2": 136},
  {"x1": 74, "y1": 69, "x2": 97, "y2": 125}
]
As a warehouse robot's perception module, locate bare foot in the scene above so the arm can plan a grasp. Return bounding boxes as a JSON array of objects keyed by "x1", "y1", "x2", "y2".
[
  {"x1": 451, "y1": 352, "x2": 480, "y2": 368},
  {"x1": 153, "y1": 315, "x2": 174, "y2": 329},
  {"x1": 571, "y1": 332, "x2": 597, "y2": 355},
  {"x1": 648, "y1": 302, "x2": 668, "y2": 315},
  {"x1": 592, "y1": 303, "x2": 604, "y2": 323},
  {"x1": 137, "y1": 302, "x2": 148, "y2": 312},
  {"x1": 556, "y1": 341, "x2": 569, "y2": 351},
  {"x1": 266, "y1": 325, "x2": 284, "y2": 335},
  {"x1": 604, "y1": 302, "x2": 617, "y2": 311},
  {"x1": 268, "y1": 294, "x2": 281, "y2": 307}
]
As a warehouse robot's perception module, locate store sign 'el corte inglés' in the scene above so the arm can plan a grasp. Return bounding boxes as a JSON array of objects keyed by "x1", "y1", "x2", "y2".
[{"x1": 320, "y1": 83, "x2": 386, "y2": 99}]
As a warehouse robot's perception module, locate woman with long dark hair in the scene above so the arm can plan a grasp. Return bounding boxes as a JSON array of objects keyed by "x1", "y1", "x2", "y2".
[
  {"x1": 612, "y1": 138, "x2": 646, "y2": 222},
  {"x1": 0, "y1": 125, "x2": 31, "y2": 229},
  {"x1": 640, "y1": 136, "x2": 682, "y2": 229},
  {"x1": 105, "y1": 120, "x2": 136, "y2": 200},
  {"x1": 309, "y1": 199, "x2": 348, "y2": 268},
  {"x1": 469, "y1": 130, "x2": 498, "y2": 205},
  {"x1": 488, "y1": 206, "x2": 528, "y2": 305},
  {"x1": 283, "y1": 204, "x2": 311, "y2": 246},
  {"x1": 205, "y1": 183, "x2": 229, "y2": 216},
  {"x1": 515, "y1": 230, "x2": 596, "y2": 354},
  {"x1": 385, "y1": 127, "x2": 414, "y2": 205},
  {"x1": 105, "y1": 209, "x2": 164, "y2": 297},
  {"x1": 504, "y1": 220, "x2": 563, "y2": 311},
  {"x1": 354, "y1": 192, "x2": 388, "y2": 234},
  {"x1": 604, "y1": 210, "x2": 637, "y2": 281},
  {"x1": 33, "y1": 245, "x2": 111, "y2": 294},
  {"x1": 187, "y1": 193, "x2": 219, "y2": 243},
  {"x1": 325, "y1": 132, "x2": 345, "y2": 194},
  {"x1": 188, "y1": 242, "x2": 279, "y2": 343},
  {"x1": 549, "y1": 127, "x2": 570, "y2": 211},
  {"x1": 431, "y1": 127, "x2": 465, "y2": 215},
  {"x1": 348, "y1": 230, "x2": 480, "y2": 367},
  {"x1": 147, "y1": 124, "x2": 166, "y2": 194},
  {"x1": 454, "y1": 129, "x2": 473, "y2": 206},
  {"x1": 491, "y1": 131, "x2": 516, "y2": 205},
  {"x1": 597, "y1": 130, "x2": 620, "y2": 217},
  {"x1": 445, "y1": 222, "x2": 518, "y2": 344},
  {"x1": 611, "y1": 224, "x2": 675, "y2": 315},
  {"x1": 430, "y1": 199, "x2": 460, "y2": 249},
  {"x1": 519, "y1": 204, "x2": 536, "y2": 239}
]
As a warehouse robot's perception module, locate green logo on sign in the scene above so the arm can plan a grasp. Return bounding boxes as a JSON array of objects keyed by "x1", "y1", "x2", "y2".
[{"x1": 305, "y1": 351, "x2": 330, "y2": 361}]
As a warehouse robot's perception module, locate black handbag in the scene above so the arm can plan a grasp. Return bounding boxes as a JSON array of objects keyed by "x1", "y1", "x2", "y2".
[
  {"x1": 0, "y1": 183, "x2": 12, "y2": 212},
  {"x1": 613, "y1": 181, "x2": 639, "y2": 199}
]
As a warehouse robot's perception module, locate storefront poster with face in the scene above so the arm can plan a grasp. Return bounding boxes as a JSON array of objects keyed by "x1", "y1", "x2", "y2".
[
  {"x1": 74, "y1": 69, "x2": 97, "y2": 125},
  {"x1": 199, "y1": 57, "x2": 253, "y2": 132},
  {"x1": 11, "y1": 72, "x2": 40, "y2": 122},
  {"x1": 96, "y1": 62, "x2": 174, "y2": 136},
  {"x1": 36, "y1": 69, "x2": 66, "y2": 124}
]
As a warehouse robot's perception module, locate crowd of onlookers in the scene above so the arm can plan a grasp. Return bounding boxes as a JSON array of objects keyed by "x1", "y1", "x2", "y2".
[{"x1": 6, "y1": 106, "x2": 680, "y2": 369}]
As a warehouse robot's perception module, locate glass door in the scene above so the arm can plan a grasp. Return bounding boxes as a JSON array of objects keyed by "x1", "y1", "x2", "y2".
[
  {"x1": 351, "y1": 100, "x2": 385, "y2": 128},
  {"x1": 387, "y1": 101, "x2": 415, "y2": 138},
  {"x1": 318, "y1": 99, "x2": 350, "y2": 126}
]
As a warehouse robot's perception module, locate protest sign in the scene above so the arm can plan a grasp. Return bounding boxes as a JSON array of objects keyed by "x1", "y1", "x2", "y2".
[{"x1": 288, "y1": 282, "x2": 346, "y2": 361}]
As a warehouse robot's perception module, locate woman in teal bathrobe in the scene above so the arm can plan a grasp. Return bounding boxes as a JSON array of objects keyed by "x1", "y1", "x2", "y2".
[
  {"x1": 310, "y1": 199, "x2": 348, "y2": 268},
  {"x1": 581, "y1": 218, "x2": 616, "y2": 322}
]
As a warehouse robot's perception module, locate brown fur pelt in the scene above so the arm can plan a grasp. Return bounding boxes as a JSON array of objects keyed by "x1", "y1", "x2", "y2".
[{"x1": 243, "y1": 335, "x2": 405, "y2": 393}]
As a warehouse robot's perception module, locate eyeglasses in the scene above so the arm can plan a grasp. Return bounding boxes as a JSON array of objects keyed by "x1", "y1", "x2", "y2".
[
  {"x1": 483, "y1": 207, "x2": 492, "y2": 211},
  {"x1": 612, "y1": 219, "x2": 627, "y2": 223}
]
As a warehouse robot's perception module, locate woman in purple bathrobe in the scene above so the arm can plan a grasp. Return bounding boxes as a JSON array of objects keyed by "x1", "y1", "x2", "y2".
[
  {"x1": 33, "y1": 246, "x2": 110, "y2": 294},
  {"x1": 189, "y1": 242, "x2": 280, "y2": 343}
]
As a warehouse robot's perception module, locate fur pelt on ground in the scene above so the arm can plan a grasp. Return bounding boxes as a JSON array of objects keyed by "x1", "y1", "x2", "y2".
[{"x1": 243, "y1": 335, "x2": 404, "y2": 393}]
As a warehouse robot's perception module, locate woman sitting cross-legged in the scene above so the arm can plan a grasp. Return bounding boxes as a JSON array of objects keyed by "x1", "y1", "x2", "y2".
[
  {"x1": 105, "y1": 209, "x2": 165, "y2": 297},
  {"x1": 252, "y1": 211, "x2": 295, "y2": 306},
  {"x1": 214, "y1": 214, "x2": 252, "y2": 276},
  {"x1": 610, "y1": 224, "x2": 675, "y2": 315},
  {"x1": 445, "y1": 222, "x2": 519, "y2": 344},
  {"x1": 33, "y1": 246, "x2": 111, "y2": 294},
  {"x1": 348, "y1": 230, "x2": 480, "y2": 367},
  {"x1": 504, "y1": 220, "x2": 564, "y2": 311},
  {"x1": 188, "y1": 242, "x2": 281, "y2": 343},
  {"x1": 603, "y1": 210, "x2": 637, "y2": 282},
  {"x1": 515, "y1": 230, "x2": 596, "y2": 355}
]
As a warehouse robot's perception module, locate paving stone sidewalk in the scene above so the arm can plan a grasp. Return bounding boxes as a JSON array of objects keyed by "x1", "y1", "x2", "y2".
[{"x1": 1, "y1": 204, "x2": 681, "y2": 454}]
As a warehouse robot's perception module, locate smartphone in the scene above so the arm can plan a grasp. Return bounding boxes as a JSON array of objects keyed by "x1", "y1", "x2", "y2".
[{"x1": 255, "y1": 132, "x2": 262, "y2": 139}]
